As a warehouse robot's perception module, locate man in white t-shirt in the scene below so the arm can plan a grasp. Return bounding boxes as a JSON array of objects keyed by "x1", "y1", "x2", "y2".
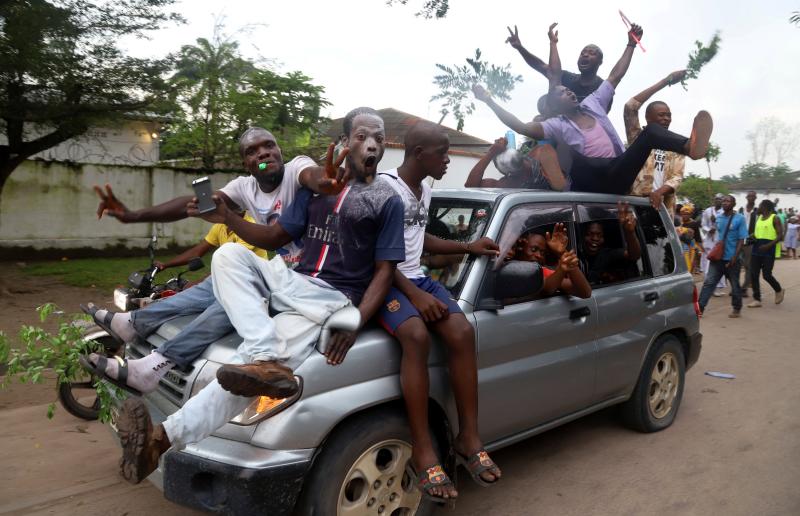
[
  {"x1": 701, "y1": 194, "x2": 726, "y2": 294},
  {"x1": 82, "y1": 127, "x2": 344, "y2": 394},
  {"x1": 376, "y1": 123, "x2": 502, "y2": 502}
]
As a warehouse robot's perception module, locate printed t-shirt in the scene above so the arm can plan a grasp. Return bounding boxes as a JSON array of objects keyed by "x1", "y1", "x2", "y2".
[
  {"x1": 278, "y1": 182, "x2": 406, "y2": 306},
  {"x1": 542, "y1": 80, "x2": 625, "y2": 158},
  {"x1": 204, "y1": 212, "x2": 268, "y2": 258},
  {"x1": 377, "y1": 169, "x2": 430, "y2": 279},
  {"x1": 220, "y1": 155, "x2": 315, "y2": 265}
]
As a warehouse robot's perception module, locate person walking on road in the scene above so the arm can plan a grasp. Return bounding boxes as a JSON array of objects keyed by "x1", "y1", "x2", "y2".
[
  {"x1": 748, "y1": 199, "x2": 785, "y2": 308},
  {"x1": 701, "y1": 194, "x2": 727, "y2": 296},
  {"x1": 741, "y1": 191, "x2": 758, "y2": 297},
  {"x1": 698, "y1": 195, "x2": 747, "y2": 318}
]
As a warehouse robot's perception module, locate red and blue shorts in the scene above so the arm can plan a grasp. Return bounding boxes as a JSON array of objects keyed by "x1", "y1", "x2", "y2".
[{"x1": 378, "y1": 276, "x2": 462, "y2": 334}]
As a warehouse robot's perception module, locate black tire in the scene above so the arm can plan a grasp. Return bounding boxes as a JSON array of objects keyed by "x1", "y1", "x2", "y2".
[
  {"x1": 58, "y1": 378, "x2": 101, "y2": 420},
  {"x1": 294, "y1": 408, "x2": 440, "y2": 516},
  {"x1": 621, "y1": 334, "x2": 686, "y2": 433},
  {"x1": 57, "y1": 335, "x2": 118, "y2": 421}
]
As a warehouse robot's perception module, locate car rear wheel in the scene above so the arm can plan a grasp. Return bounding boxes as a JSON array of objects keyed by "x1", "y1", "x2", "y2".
[
  {"x1": 621, "y1": 334, "x2": 686, "y2": 433},
  {"x1": 296, "y1": 409, "x2": 439, "y2": 516}
]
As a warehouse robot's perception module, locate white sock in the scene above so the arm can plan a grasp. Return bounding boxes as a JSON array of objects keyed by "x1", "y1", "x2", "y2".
[
  {"x1": 89, "y1": 351, "x2": 174, "y2": 394},
  {"x1": 94, "y1": 309, "x2": 137, "y2": 342}
]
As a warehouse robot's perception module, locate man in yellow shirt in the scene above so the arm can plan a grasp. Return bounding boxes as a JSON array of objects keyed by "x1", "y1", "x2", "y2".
[{"x1": 154, "y1": 212, "x2": 268, "y2": 272}]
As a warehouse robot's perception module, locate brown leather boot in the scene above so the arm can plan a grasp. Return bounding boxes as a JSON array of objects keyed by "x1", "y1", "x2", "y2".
[
  {"x1": 117, "y1": 397, "x2": 171, "y2": 484},
  {"x1": 216, "y1": 360, "x2": 299, "y2": 398}
]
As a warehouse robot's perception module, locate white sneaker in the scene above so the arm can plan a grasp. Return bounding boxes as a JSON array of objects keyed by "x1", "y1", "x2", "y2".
[
  {"x1": 747, "y1": 300, "x2": 762, "y2": 308},
  {"x1": 713, "y1": 290, "x2": 724, "y2": 297},
  {"x1": 775, "y1": 290, "x2": 785, "y2": 304}
]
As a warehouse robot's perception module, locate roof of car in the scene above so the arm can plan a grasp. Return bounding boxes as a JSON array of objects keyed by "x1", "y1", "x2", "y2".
[{"x1": 432, "y1": 188, "x2": 654, "y2": 207}]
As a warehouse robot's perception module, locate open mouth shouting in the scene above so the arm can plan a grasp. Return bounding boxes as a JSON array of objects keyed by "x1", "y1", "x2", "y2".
[{"x1": 363, "y1": 155, "x2": 378, "y2": 174}]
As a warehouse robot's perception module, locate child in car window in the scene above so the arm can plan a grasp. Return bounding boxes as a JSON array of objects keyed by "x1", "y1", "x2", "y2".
[{"x1": 512, "y1": 223, "x2": 592, "y2": 298}]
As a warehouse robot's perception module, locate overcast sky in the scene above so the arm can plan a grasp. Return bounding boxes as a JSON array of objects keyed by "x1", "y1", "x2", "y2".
[{"x1": 124, "y1": 0, "x2": 800, "y2": 179}]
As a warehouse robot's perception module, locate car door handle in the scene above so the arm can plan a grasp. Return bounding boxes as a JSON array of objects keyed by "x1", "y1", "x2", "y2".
[
  {"x1": 643, "y1": 291, "x2": 659, "y2": 302},
  {"x1": 569, "y1": 306, "x2": 591, "y2": 320}
]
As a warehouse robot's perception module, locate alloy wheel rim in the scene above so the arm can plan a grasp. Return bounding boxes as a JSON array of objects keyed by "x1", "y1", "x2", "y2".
[
  {"x1": 337, "y1": 439, "x2": 421, "y2": 516},
  {"x1": 648, "y1": 351, "x2": 680, "y2": 419}
]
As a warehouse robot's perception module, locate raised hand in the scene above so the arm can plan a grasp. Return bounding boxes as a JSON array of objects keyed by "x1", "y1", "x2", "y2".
[
  {"x1": 545, "y1": 222, "x2": 569, "y2": 256},
  {"x1": 666, "y1": 69, "x2": 687, "y2": 86},
  {"x1": 94, "y1": 184, "x2": 132, "y2": 221},
  {"x1": 317, "y1": 142, "x2": 351, "y2": 195},
  {"x1": 627, "y1": 23, "x2": 644, "y2": 45},
  {"x1": 506, "y1": 25, "x2": 522, "y2": 49},
  {"x1": 472, "y1": 84, "x2": 491, "y2": 103},
  {"x1": 617, "y1": 201, "x2": 637, "y2": 233},
  {"x1": 548, "y1": 22, "x2": 558, "y2": 43},
  {"x1": 558, "y1": 249, "x2": 580, "y2": 272},
  {"x1": 488, "y1": 137, "x2": 508, "y2": 157}
]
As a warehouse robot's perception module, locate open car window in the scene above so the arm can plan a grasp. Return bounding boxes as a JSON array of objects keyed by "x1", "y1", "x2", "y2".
[
  {"x1": 635, "y1": 205, "x2": 675, "y2": 277},
  {"x1": 576, "y1": 204, "x2": 647, "y2": 287},
  {"x1": 491, "y1": 203, "x2": 575, "y2": 304},
  {"x1": 422, "y1": 199, "x2": 492, "y2": 298}
]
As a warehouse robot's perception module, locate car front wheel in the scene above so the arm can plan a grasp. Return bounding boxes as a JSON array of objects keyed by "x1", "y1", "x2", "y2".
[
  {"x1": 621, "y1": 334, "x2": 686, "y2": 433},
  {"x1": 295, "y1": 409, "x2": 439, "y2": 516}
]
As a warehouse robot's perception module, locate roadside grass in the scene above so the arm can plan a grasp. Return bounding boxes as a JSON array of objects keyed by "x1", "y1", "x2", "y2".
[{"x1": 22, "y1": 255, "x2": 209, "y2": 291}]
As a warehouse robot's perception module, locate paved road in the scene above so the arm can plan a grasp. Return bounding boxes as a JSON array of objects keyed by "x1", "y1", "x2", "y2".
[{"x1": 2, "y1": 261, "x2": 799, "y2": 515}]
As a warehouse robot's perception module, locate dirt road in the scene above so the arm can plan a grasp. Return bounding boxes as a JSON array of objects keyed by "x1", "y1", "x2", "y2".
[{"x1": 2, "y1": 261, "x2": 799, "y2": 515}]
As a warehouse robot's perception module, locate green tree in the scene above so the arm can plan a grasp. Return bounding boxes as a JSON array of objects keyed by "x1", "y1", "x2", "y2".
[
  {"x1": 678, "y1": 173, "x2": 729, "y2": 209},
  {"x1": 740, "y1": 161, "x2": 773, "y2": 181},
  {"x1": 386, "y1": 0, "x2": 449, "y2": 18},
  {"x1": 0, "y1": 0, "x2": 181, "y2": 204},
  {"x1": 161, "y1": 32, "x2": 330, "y2": 168},
  {"x1": 432, "y1": 49, "x2": 522, "y2": 131}
]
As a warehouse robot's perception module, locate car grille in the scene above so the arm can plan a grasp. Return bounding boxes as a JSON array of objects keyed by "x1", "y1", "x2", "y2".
[{"x1": 126, "y1": 338, "x2": 194, "y2": 406}]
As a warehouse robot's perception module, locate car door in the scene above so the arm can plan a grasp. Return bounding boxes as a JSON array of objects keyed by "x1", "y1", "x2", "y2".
[
  {"x1": 473, "y1": 202, "x2": 598, "y2": 442},
  {"x1": 576, "y1": 202, "x2": 669, "y2": 402}
]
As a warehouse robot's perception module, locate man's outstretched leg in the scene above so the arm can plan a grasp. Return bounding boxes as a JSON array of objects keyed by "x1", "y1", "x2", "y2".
[
  {"x1": 116, "y1": 379, "x2": 253, "y2": 483},
  {"x1": 433, "y1": 313, "x2": 501, "y2": 486}
]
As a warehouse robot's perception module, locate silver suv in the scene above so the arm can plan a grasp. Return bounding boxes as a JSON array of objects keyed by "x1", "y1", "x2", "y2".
[{"x1": 116, "y1": 189, "x2": 702, "y2": 515}]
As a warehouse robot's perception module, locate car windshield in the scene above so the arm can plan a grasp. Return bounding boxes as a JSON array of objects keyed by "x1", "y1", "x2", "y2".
[{"x1": 423, "y1": 198, "x2": 493, "y2": 298}]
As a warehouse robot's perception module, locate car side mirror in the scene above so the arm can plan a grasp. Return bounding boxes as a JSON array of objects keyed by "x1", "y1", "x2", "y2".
[
  {"x1": 187, "y1": 257, "x2": 205, "y2": 272},
  {"x1": 494, "y1": 261, "x2": 544, "y2": 300}
]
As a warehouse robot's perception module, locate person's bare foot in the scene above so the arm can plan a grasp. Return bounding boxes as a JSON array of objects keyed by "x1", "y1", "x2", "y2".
[
  {"x1": 686, "y1": 110, "x2": 713, "y2": 159},
  {"x1": 216, "y1": 360, "x2": 299, "y2": 398},
  {"x1": 532, "y1": 144, "x2": 567, "y2": 191}
]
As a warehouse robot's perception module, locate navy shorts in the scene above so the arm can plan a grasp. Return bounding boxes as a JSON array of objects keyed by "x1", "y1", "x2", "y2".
[{"x1": 378, "y1": 276, "x2": 462, "y2": 334}]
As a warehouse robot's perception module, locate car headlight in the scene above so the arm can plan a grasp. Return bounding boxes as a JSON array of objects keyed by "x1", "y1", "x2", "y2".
[
  {"x1": 189, "y1": 362, "x2": 301, "y2": 426},
  {"x1": 228, "y1": 379, "x2": 302, "y2": 426}
]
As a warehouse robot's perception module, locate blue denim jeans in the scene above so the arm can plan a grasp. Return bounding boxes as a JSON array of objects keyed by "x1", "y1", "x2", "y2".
[
  {"x1": 130, "y1": 276, "x2": 234, "y2": 368},
  {"x1": 698, "y1": 259, "x2": 742, "y2": 313}
]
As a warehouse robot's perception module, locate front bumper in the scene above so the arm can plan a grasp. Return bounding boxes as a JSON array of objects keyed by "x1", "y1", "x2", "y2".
[
  {"x1": 163, "y1": 439, "x2": 313, "y2": 515},
  {"x1": 686, "y1": 331, "x2": 702, "y2": 370}
]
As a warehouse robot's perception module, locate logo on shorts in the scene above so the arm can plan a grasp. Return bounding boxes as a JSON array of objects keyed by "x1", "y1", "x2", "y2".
[{"x1": 387, "y1": 299, "x2": 401, "y2": 312}]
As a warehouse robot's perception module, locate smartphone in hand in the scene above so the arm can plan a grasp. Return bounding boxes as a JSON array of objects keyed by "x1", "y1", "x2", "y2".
[{"x1": 192, "y1": 177, "x2": 216, "y2": 214}]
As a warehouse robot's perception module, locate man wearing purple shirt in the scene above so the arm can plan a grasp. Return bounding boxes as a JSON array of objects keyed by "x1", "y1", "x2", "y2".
[{"x1": 474, "y1": 24, "x2": 714, "y2": 195}]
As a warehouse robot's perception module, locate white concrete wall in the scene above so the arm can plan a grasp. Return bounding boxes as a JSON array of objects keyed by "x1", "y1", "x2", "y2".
[
  {"x1": 0, "y1": 120, "x2": 162, "y2": 166},
  {"x1": 378, "y1": 147, "x2": 500, "y2": 189},
  {"x1": 730, "y1": 191, "x2": 800, "y2": 213},
  {"x1": 0, "y1": 160, "x2": 240, "y2": 253}
]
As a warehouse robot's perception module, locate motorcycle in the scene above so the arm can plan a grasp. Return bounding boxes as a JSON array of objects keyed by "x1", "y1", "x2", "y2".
[{"x1": 59, "y1": 232, "x2": 205, "y2": 421}]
